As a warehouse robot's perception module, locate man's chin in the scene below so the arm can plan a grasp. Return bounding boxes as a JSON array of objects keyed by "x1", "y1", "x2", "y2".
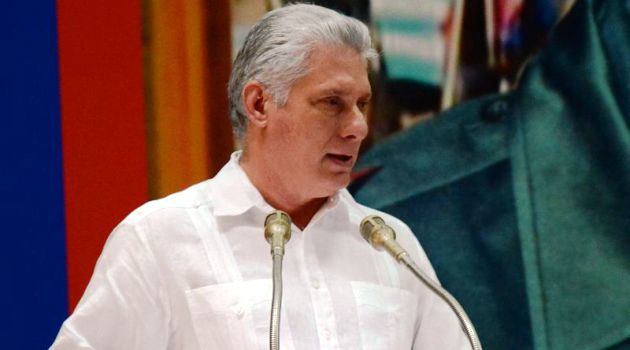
[{"x1": 318, "y1": 173, "x2": 351, "y2": 195}]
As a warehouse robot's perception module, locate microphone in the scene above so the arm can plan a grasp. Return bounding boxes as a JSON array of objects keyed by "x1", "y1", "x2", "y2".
[
  {"x1": 360, "y1": 215, "x2": 482, "y2": 350},
  {"x1": 264, "y1": 210, "x2": 292, "y2": 350},
  {"x1": 360, "y1": 215, "x2": 408, "y2": 261},
  {"x1": 265, "y1": 210, "x2": 292, "y2": 256}
]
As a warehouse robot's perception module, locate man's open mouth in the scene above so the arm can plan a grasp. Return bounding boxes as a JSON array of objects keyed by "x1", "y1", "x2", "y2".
[{"x1": 327, "y1": 153, "x2": 353, "y2": 163}]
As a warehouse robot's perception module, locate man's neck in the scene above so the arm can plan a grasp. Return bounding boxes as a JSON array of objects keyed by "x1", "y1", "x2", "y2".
[
  {"x1": 239, "y1": 150, "x2": 328, "y2": 230},
  {"x1": 266, "y1": 195, "x2": 327, "y2": 230}
]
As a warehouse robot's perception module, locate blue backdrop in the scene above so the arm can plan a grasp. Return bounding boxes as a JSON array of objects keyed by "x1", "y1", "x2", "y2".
[{"x1": 0, "y1": 1, "x2": 69, "y2": 348}]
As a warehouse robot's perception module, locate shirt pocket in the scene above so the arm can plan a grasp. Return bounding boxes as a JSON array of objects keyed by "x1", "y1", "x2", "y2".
[
  {"x1": 351, "y1": 281, "x2": 418, "y2": 350},
  {"x1": 185, "y1": 279, "x2": 295, "y2": 350}
]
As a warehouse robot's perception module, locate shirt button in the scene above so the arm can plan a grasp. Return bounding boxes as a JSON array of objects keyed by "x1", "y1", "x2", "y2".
[
  {"x1": 322, "y1": 329, "x2": 331, "y2": 339},
  {"x1": 235, "y1": 305, "x2": 245, "y2": 319},
  {"x1": 311, "y1": 279, "x2": 320, "y2": 289},
  {"x1": 387, "y1": 314, "x2": 398, "y2": 327}
]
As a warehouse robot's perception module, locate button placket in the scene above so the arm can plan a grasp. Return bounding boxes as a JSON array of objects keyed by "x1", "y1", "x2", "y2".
[{"x1": 302, "y1": 227, "x2": 340, "y2": 349}]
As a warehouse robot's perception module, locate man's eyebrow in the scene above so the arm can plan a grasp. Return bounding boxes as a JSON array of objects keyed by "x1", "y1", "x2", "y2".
[
  {"x1": 321, "y1": 89, "x2": 372, "y2": 99},
  {"x1": 321, "y1": 89, "x2": 344, "y2": 96}
]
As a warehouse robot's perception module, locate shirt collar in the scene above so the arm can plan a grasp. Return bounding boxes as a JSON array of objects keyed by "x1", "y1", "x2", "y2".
[
  {"x1": 210, "y1": 151, "x2": 348, "y2": 220},
  {"x1": 211, "y1": 151, "x2": 273, "y2": 217}
]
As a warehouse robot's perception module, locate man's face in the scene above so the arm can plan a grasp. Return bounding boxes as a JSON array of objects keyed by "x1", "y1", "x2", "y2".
[{"x1": 264, "y1": 44, "x2": 371, "y2": 200}]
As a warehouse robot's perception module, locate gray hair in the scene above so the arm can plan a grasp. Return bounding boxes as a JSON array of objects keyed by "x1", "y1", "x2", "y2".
[{"x1": 228, "y1": 3, "x2": 378, "y2": 141}]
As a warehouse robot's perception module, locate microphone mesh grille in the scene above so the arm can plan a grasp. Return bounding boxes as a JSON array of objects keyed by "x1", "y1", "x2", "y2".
[{"x1": 359, "y1": 215, "x2": 384, "y2": 242}]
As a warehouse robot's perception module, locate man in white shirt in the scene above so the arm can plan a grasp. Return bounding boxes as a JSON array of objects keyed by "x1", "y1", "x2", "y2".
[{"x1": 51, "y1": 4, "x2": 470, "y2": 349}]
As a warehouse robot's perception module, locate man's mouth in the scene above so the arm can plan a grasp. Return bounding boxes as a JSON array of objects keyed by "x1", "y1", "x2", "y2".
[{"x1": 326, "y1": 153, "x2": 354, "y2": 166}]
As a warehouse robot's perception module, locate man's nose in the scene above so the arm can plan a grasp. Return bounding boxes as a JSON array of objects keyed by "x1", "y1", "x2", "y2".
[{"x1": 340, "y1": 105, "x2": 368, "y2": 142}]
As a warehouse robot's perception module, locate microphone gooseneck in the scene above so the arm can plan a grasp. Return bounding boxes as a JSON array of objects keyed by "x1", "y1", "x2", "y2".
[
  {"x1": 264, "y1": 210, "x2": 292, "y2": 350},
  {"x1": 360, "y1": 215, "x2": 483, "y2": 350}
]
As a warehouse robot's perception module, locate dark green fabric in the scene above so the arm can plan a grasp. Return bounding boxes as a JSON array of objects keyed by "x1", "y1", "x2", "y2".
[{"x1": 351, "y1": 0, "x2": 630, "y2": 349}]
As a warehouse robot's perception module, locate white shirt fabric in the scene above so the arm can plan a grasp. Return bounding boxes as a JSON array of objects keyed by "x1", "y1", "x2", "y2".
[{"x1": 51, "y1": 152, "x2": 470, "y2": 350}]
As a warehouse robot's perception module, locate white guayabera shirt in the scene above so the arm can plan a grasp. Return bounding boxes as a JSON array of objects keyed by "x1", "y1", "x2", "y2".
[{"x1": 51, "y1": 152, "x2": 470, "y2": 350}]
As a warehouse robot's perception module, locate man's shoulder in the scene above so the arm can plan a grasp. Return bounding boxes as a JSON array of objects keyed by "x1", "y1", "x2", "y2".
[
  {"x1": 121, "y1": 178, "x2": 216, "y2": 226},
  {"x1": 342, "y1": 190, "x2": 414, "y2": 239}
]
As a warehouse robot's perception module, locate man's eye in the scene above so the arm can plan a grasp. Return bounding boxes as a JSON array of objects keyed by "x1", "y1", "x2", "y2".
[
  {"x1": 357, "y1": 101, "x2": 369, "y2": 113},
  {"x1": 325, "y1": 97, "x2": 342, "y2": 107},
  {"x1": 321, "y1": 97, "x2": 343, "y2": 111}
]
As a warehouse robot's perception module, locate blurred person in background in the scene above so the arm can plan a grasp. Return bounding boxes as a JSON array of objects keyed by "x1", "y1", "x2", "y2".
[{"x1": 351, "y1": 0, "x2": 630, "y2": 349}]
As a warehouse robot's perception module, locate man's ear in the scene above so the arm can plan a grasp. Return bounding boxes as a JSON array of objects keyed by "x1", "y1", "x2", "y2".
[{"x1": 242, "y1": 80, "x2": 270, "y2": 129}]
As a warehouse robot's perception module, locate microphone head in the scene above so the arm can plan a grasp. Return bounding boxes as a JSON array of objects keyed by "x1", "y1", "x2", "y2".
[
  {"x1": 265, "y1": 210, "x2": 292, "y2": 245},
  {"x1": 360, "y1": 215, "x2": 407, "y2": 260},
  {"x1": 360, "y1": 215, "x2": 396, "y2": 251},
  {"x1": 360, "y1": 215, "x2": 385, "y2": 242}
]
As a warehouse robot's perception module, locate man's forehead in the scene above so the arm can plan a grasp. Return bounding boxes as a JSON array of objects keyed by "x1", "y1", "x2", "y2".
[
  {"x1": 294, "y1": 44, "x2": 372, "y2": 94},
  {"x1": 312, "y1": 73, "x2": 372, "y2": 96}
]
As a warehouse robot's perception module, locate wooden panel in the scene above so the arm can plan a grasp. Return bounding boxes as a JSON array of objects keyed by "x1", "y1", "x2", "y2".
[{"x1": 145, "y1": 0, "x2": 233, "y2": 198}]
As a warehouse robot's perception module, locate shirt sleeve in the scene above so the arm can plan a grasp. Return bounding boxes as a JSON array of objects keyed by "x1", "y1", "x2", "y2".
[{"x1": 49, "y1": 222, "x2": 170, "y2": 350}]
